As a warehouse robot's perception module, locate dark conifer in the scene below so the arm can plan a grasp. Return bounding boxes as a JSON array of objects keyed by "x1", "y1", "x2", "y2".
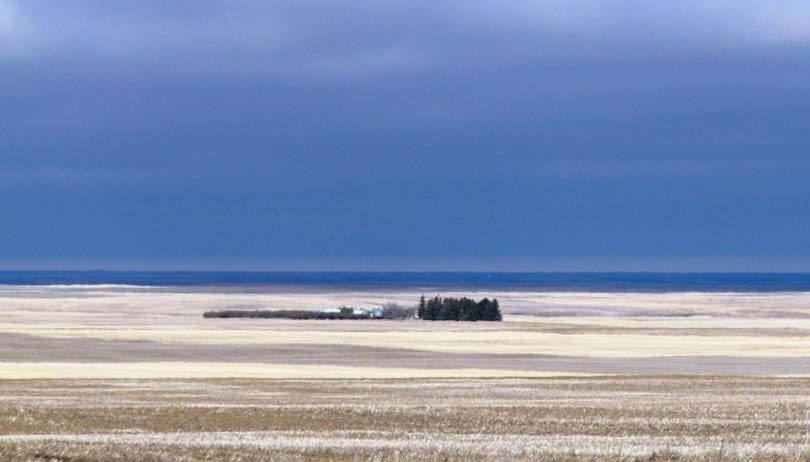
[
  {"x1": 417, "y1": 296, "x2": 501, "y2": 322},
  {"x1": 482, "y1": 298, "x2": 502, "y2": 321}
]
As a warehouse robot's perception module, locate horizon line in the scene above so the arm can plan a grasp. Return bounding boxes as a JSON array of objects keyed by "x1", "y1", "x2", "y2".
[{"x1": 1, "y1": 269, "x2": 809, "y2": 275}]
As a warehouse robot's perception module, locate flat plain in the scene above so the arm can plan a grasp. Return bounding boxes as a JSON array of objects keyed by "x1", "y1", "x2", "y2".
[{"x1": 2, "y1": 284, "x2": 810, "y2": 460}]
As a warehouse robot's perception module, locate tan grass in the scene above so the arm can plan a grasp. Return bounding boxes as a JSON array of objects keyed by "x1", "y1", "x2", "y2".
[
  {"x1": 3, "y1": 377, "x2": 810, "y2": 460},
  {"x1": 7, "y1": 326, "x2": 810, "y2": 357},
  {"x1": 0, "y1": 362, "x2": 595, "y2": 379}
]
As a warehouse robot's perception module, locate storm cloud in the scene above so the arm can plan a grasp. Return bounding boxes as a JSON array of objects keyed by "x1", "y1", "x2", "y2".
[{"x1": 1, "y1": 1, "x2": 809, "y2": 269}]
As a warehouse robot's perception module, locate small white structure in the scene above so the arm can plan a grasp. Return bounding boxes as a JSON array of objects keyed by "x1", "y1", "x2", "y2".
[
  {"x1": 310, "y1": 306, "x2": 383, "y2": 318},
  {"x1": 369, "y1": 308, "x2": 384, "y2": 318}
]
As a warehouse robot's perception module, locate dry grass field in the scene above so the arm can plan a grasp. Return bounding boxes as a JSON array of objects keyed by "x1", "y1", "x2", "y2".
[
  {"x1": 3, "y1": 377, "x2": 810, "y2": 461},
  {"x1": 2, "y1": 285, "x2": 810, "y2": 460}
]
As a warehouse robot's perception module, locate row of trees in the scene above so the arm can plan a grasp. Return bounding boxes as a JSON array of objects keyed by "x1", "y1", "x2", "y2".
[
  {"x1": 417, "y1": 295, "x2": 502, "y2": 321},
  {"x1": 203, "y1": 309, "x2": 370, "y2": 320},
  {"x1": 203, "y1": 304, "x2": 417, "y2": 320}
]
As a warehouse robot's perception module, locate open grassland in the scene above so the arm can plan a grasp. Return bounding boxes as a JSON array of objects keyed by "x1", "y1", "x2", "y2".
[
  {"x1": 3, "y1": 285, "x2": 810, "y2": 324},
  {"x1": 7, "y1": 325, "x2": 810, "y2": 358},
  {"x1": 2, "y1": 286, "x2": 810, "y2": 374},
  {"x1": 0, "y1": 362, "x2": 586, "y2": 379},
  {"x1": 3, "y1": 377, "x2": 810, "y2": 461},
  {"x1": 3, "y1": 285, "x2": 810, "y2": 460}
]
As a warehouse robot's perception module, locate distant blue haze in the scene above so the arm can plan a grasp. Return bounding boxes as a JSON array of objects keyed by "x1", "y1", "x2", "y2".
[{"x1": 2, "y1": 271, "x2": 810, "y2": 292}]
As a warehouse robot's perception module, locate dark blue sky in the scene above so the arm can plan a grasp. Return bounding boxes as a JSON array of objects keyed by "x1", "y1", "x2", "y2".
[{"x1": 2, "y1": 1, "x2": 810, "y2": 270}]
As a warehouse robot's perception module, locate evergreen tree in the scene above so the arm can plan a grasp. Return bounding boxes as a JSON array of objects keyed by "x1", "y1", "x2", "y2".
[
  {"x1": 459, "y1": 297, "x2": 480, "y2": 321},
  {"x1": 424, "y1": 295, "x2": 442, "y2": 320},
  {"x1": 482, "y1": 298, "x2": 502, "y2": 321},
  {"x1": 436, "y1": 296, "x2": 449, "y2": 320},
  {"x1": 416, "y1": 296, "x2": 502, "y2": 322},
  {"x1": 445, "y1": 297, "x2": 461, "y2": 321},
  {"x1": 474, "y1": 298, "x2": 490, "y2": 322},
  {"x1": 458, "y1": 297, "x2": 471, "y2": 321},
  {"x1": 434, "y1": 295, "x2": 443, "y2": 320}
]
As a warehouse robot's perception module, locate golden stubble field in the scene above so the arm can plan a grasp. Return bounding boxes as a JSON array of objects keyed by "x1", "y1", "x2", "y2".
[
  {"x1": 3, "y1": 285, "x2": 810, "y2": 378},
  {"x1": 2, "y1": 285, "x2": 810, "y2": 460},
  {"x1": 2, "y1": 377, "x2": 810, "y2": 461}
]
